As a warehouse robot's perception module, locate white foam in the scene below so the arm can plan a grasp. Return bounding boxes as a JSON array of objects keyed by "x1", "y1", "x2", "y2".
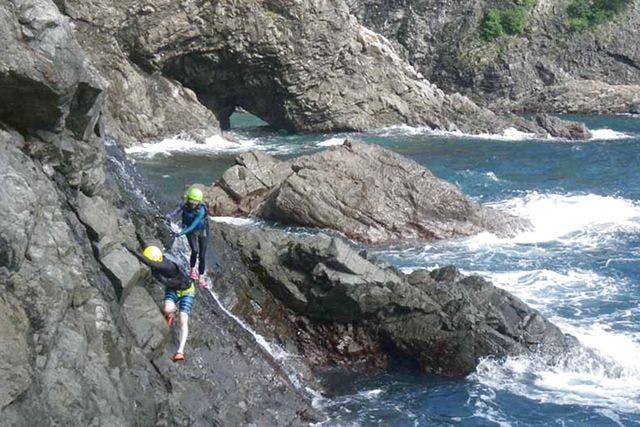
[
  {"x1": 210, "y1": 216, "x2": 260, "y2": 226},
  {"x1": 471, "y1": 352, "x2": 640, "y2": 415},
  {"x1": 473, "y1": 127, "x2": 536, "y2": 141},
  {"x1": 317, "y1": 137, "x2": 346, "y2": 147},
  {"x1": 125, "y1": 134, "x2": 260, "y2": 157},
  {"x1": 358, "y1": 389, "x2": 383, "y2": 399},
  {"x1": 485, "y1": 172, "x2": 500, "y2": 182},
  {"x1": 473, "y1": 269, "x2": 626, "y2": 319},
  {"x1": 555, "y1": 322, "x2": 640, "y2": 375},
  {"x1": 590, "y1": 128, "x2": 633, "y2": 140},
  {"x1": 486, "y1": 193, "x2": 640, "y2": 245},
  {"x1": 374, "y1": 124, "x2": 537, "y2": 141}
]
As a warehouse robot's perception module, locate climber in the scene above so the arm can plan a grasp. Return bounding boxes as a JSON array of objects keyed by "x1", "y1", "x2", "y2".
[
  {"x1": 127, "y1": 244, "x2": 202, "y2": 362},
  {"x1": 167, "y1": 186, "x2": 209, "y2": 288}
]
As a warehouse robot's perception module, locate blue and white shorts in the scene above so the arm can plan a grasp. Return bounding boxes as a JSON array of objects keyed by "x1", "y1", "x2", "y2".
[{"x1": 164, "y1": 284, "x2": 195, "y2": 314}]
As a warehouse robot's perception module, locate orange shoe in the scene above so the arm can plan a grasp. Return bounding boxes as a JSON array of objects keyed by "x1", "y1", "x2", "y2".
[
  {"x1": 165, "y1": 314, "x2": 174, "y2": 327},
  {"x1": 189, "y1": 268, "x2": 198, "y2": 281},
  {"x1": 172, "y1": 352, "x2": 185, "y2": 362}
]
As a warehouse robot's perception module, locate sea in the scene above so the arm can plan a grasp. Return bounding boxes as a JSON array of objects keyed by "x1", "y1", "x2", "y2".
[{"x1": 126, "y1": 113, "x2": 640, "y2": 426}]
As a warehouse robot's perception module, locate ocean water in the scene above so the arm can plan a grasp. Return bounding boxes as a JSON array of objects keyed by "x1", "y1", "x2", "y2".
[{"x1": 129, "y1": 113, "x2": 640, "y2": 426}]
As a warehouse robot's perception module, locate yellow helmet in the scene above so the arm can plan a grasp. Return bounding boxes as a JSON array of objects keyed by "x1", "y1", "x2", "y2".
[{"x1": 142, "y1": 245, "x2": 163, "y2": 262}]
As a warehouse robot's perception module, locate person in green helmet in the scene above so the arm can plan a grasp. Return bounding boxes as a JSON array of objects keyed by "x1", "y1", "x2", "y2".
[
  {"x1": 167, "y1": 186, "x2": 209, "y2": 288},
  {"x1": 126, "y1": 244, "x2": 195, "y2": 362}
]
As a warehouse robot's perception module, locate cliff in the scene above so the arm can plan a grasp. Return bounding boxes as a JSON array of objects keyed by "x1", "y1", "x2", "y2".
[
  {"x1": 54, "y1": 0, "x2": 588, "y2": 138},
  {"x1": 0, "y1": 1, "x2": 317, "y2": 424},
  {"x1": 346, "y1": 0, "x2": 640, "y2": 114}
]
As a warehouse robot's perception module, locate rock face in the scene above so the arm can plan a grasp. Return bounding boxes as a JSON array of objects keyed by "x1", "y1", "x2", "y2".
[
  {"x1": 0, "y1": 1, "x2": 318, "y2": 424},
  {"x1": 0, "y1": 0, "x2": 104, "y2": 138},
  {"x1": 210, "y1": 223, "x2": 577, "y2": 376},
  {"x1": 49, "y1": 0, "x2": 587, "y2": 139},
  {"x1": 346, "y1": 0, "x2": 640, "y2": 114},
  {"x1": 207, "y1": 140, "x2": 529, "y2": 243}
]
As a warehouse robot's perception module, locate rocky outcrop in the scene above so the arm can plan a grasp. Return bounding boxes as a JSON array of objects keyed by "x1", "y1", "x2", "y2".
[
  {"x1": 505, "y1": 80, "x2": 640, "y2": 115},
  {"x1": 0, "y1": 0, "x2": 104, "y2": 138},
  {"x1": 209, "y1": 223, "x2": 578, "y2": 376},
  {"x1": 346, "y1": 0, "x2": 640, "y2": 114},
  {"x1": 48, "y1": 0, "x2": 587, "y2": 139},
  {"x1": 206, "y1": 140, "x2": 529, "y2": 243},
  {"x1": 534, "y1": 113, "x2": 592, "y2": 140},
  {"x1": 53, "y1": 0, "x2": 220, "y2": 145},
  {"x1": 0, "y1": 1, "x2": 318, "y2": 424}
]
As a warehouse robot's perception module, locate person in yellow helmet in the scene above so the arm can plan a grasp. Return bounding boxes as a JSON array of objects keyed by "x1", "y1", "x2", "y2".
[
  {"x1": 167, "y1": 186, "x2": 209, "y2": 288},
  {"x1": 126, "y1": 244, "x2": 195, "y2": 362}
]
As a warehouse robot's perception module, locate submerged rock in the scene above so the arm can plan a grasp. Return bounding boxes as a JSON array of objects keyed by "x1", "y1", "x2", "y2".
[
  {"x1": 207, "y1": 139, "x2": 530, "y2": 243},
  {"x1": 211, "y1": 223, "x2": 578, "y2": 376}
]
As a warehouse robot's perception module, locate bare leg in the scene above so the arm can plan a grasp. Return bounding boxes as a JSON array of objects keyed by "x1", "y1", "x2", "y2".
[
  {"x1": 162, "y1": 300, "x2": 177, "y2": 317},
  {"x1": 176, "y1": 312, "x2": 189, "y2": 354}
]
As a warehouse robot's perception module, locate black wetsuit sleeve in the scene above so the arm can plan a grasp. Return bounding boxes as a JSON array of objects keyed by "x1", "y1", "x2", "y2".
[{"x1": 128, "y1": 248, "x2": 180, "y2": 277}]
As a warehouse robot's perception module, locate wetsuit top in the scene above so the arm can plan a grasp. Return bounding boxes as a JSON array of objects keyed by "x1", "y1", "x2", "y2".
[
  {"x1": 168, "y1": 203, "x2": 207, "y2": 235},
  {"x1": 130, "y1": 250, "x2": 191, "y2": 290}
]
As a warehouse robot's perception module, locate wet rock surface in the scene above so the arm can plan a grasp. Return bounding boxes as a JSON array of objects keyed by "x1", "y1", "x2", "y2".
[
  {"x1": 209, "y1": 223, "x2": 578, "y2": 376},
  {"x1": 0, "y1": 0, "x2": 320, "y2": 423},
  {"x1": 207, "y1": 139, "x2": 530, "y2": 243}
]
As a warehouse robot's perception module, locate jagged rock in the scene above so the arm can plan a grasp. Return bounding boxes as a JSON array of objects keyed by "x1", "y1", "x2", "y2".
[
  {"x1": 100, "y1": 246, "x2": 147, "y2": 300},
  {"x1": 347, "y1": 0, "x2": 640, "y2": 115},
  {"x1": 76, "y1": 193, "x2": 120, "y2": 241},
  {"x1": 51, "y1": 0, "x2": 581, "y2": 139},
  {"x1": 535, "y1": 113, "x2": 592, "y2": 140},
  {"x1": 208, "y1": 140, "x2": 530, "y2": 243},
  {"x1": 0, "y1": 295, "x2": 32, "y2": 408},
  {"x1": 54, "y1": 0, "x2": 220, "y2": 145},
  {"x1": 515, "y1": 80, "x2": 640, "y2": 116},
  {"x1": 0, "y1": 130, "x2": 39, "y2": 272},
  {"x1": 0, "y1": 0, "x2": 104, "y2": 138},
  {"x1": 122, "y1": 286, "x2": 168, "y2": 357},
  {"x1": 0, "y1": 0, "x2": 321, "y2": 423},
  {"x1": 212, "y1": 223, "x2": 578, "y2": 376}
]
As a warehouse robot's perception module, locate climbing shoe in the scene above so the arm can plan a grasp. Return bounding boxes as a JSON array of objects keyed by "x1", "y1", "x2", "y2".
[
  {"x1": 199, "y1": 275, "x2": 209, "y2": 289},
  {"x1": 172, "y1": 352, "x2": 185, "y2": 362},
  {"x1": 189, "y1": 268, "x2": 198, "y2": 281}
]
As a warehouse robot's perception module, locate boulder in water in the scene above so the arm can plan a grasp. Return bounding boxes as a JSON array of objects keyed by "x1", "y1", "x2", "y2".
[{"x1": 207, "y1": 140, "x2": 530, "y2": 243}]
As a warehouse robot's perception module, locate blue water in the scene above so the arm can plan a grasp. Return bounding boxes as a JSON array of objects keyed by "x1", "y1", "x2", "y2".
[{"x1": 130, "y1": 114, "x2": 640, "y2": 426}]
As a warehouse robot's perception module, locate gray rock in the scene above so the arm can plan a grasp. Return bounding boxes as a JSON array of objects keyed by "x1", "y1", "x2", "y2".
[
  {"x1": 0, "y1": 0, "x2": 104, "y2": 137},
  {"x1": 76, "y1": 193, "x2": 119, "y2": 242},
  {"x1": 0, "y1": 0, "x2": 321, "y2": 422},
  {"x1": 209, "y1": 140, "x2": 530, "y2": 243},
  {"x1": 346, "y1": 0, "x2": 640, "y2": 115},
  {"x1": 0, "y1": 295, "x2": 32, "y2": 408},
  {"x1": 535, "y1": 113, "x2": 592, "y2": 140},
  {"x1": 0, "y1": 131, "x2": 38, "y2": 272},
  {"x1": 212, "y1": 223, "x2": 578, "y2": 376},
  {"x1": 54, "y1": 0, "x2": 576, "y2": 140},
  {"x1": 122, "y1": 286, "x2": 168, "y2": 357},
  {"x1": 99, "y1": 246, "x2": 147, "y2": 299}
]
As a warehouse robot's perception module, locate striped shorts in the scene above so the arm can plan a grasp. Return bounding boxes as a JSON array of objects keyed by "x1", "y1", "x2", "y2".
[{"x1": 164, "y1": 284, "x2": 196, "y2": 314}]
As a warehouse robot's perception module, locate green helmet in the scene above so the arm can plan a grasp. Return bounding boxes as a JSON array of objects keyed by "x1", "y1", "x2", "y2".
[{"x1": 186, "y1": 187, "x2": 204, "y2": 202}]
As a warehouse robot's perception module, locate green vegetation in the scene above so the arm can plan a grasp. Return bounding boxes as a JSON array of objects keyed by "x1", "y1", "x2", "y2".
[
  {"x1": 501, "y1": 6, "x2": 527, "y2": 34},
  {"x1": 481, "y1": 9, "x2": 505, "y2": 41},
  {"x1": 480, "y1": 1, "x2": 537, "y2": 41},
  {"x1": 567, "y1": 0, "x2": 632, "y2": 31}
]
